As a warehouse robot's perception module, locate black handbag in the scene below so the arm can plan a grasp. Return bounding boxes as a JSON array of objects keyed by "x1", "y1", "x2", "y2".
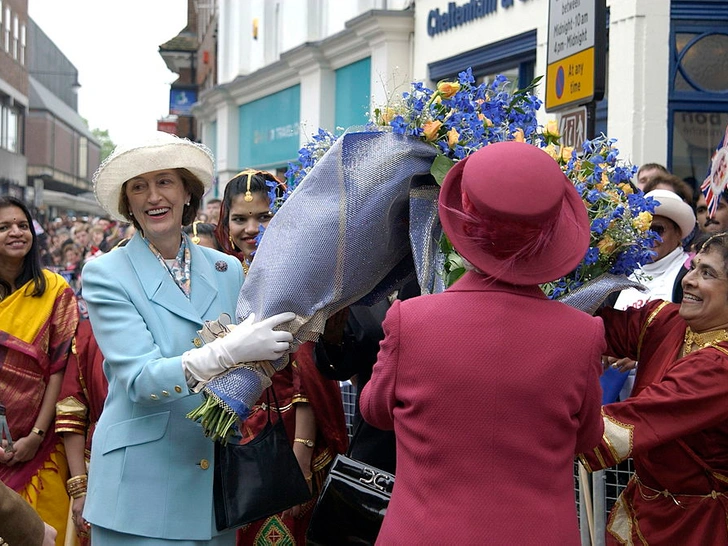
[
  {"x1": 306, "y1": 449, "x2": 394, "y2": 545},
  {"x1": 213, "y1": 386, "x2": 312, "y2": 531}
]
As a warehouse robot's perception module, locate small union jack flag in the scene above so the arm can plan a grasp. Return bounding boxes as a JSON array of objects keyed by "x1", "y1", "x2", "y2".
[{"x1": 701, "y1": 125, "x2": 728, "y2": 218}]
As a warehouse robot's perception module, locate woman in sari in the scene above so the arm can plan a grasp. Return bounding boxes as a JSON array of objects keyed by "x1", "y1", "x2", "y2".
[
  {"x1": 580, "y1": 232, "x2": 728, "y2": 544},
  {"x1": 0, "y1": 196, "x2": 79, "y2": 546},
  {"x1": 215, "y1": 170, "x2": 348, "y2": 545}
]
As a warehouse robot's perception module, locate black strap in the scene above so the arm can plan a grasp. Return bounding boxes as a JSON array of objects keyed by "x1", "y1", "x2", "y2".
[{"x1": 263, "y1": 383, "x2": 283, "y2": 425}]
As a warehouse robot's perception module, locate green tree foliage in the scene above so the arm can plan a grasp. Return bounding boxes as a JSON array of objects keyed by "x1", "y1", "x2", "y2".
[{"x1": 91, "y1": 128, "x2": 115, "y2": 162}]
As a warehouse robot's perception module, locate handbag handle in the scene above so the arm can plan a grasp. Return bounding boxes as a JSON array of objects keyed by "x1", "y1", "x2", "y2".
[{"x1": 263, "y1": 383, "x2": 283, "y2": 425}]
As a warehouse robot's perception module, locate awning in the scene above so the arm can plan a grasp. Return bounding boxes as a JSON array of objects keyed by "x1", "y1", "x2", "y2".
[{"x1": 42, "y1": 189, "x2": 107, "y2": 217}]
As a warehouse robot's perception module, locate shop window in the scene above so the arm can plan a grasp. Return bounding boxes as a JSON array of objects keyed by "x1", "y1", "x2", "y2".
[
  {"x1": 668, "y1": 2, "x2": 728, "y2": 187},
  {"x1": 429, "y1": 30, "x2": 536, "y2": 90}
]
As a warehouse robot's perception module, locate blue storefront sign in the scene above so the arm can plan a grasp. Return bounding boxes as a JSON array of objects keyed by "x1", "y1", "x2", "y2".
[
  {"x1": 170, "y1": 89, "x2": 198, "y2": 116},
  {"x1": 239, "y1": 85, "x2": 301, "y2": 167}
]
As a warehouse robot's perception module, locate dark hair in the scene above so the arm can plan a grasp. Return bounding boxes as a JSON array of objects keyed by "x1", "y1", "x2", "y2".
[
  {"x1": 0, "y1": 196, "x2": 47, "y2": 298},
  {"x1": 219, "y1": 170, "x2": 282, "y2": 219},
  {"x1": 697, "y1": 232, "x2": 728, "y2": 266},
  {"x1": 643, "y1": 174, "x2": 694, "y2": 205},
  {"x1": 214, "y1": 170, "x2": 285, "y2": 259},
  {"x1": 183, "y1": 221, "x2": 220, "y2": 249},
  {"x1": 118, "y1": 168, "x2": 206, "y2": 232}
]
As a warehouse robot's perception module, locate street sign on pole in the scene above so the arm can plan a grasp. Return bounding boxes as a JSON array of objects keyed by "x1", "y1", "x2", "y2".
[
  {"x1": 545, "y1": 0, "x2": 606, "y2": 114},
  {"x1": 558, "y1": 106, "x2": 587, "y2": 151}
]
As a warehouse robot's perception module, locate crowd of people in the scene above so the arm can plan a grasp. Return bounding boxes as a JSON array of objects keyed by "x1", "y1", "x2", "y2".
[{"x1": 1, "y1": 127, "x2": 728, "y2": 546}]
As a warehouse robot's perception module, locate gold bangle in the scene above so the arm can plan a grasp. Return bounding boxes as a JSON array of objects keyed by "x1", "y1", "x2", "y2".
[
  {"x1": 31, "y1": 427, "x2": 45, "y2": 438},
  {"x1": 294, "y1": 437, "x2": 315, "y2": 448},
  {"x1": 67, "y1": 474, "x2": 88, "y2": 485}
]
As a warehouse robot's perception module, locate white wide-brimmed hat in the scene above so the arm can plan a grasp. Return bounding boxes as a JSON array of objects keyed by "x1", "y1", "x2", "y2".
[
  {"x1": 93, "y1": 131, "x2": 214, "y2": 222},
  {"x1": 645, "y1": 189, "x2": 696, "y2": 239}
]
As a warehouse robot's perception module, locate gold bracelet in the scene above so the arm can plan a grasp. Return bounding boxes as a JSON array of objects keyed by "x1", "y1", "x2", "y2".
[
  {"x1": 31, "y1": 427, "x2": 45, "y2": 438},
  {"x1": 67, "y1": 474, "x2": 88, "y2": 486},
  {"x1": 294, "y1": 437, "x2": 315, "y2": 448}
]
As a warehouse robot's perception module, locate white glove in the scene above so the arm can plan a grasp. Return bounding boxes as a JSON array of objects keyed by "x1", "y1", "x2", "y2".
[{"x1": 182, "y1": 312, "x2": 295, "y2": 384}]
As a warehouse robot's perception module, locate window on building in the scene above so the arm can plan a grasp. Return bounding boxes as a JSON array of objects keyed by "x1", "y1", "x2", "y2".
[
  {"x1": 79, "y1": 137, "x2": 88, "y2": 178},
  {"x1": 12, "y1": 13, "x2": 17, "y2": 59},
  {"x1": 19, "y1": 22, "x2": 24, "y2": 65},
  {"x1": 6, "y1": 107, "x2": 16, "y2": 152},
  {"x1": 4, "y1": 7, "x2": 10, "y2": 53},
  {"x1": 669, "y1": 3, "x2": 728, "y2": 189},
  {"x1": 0, "y1": 98, "x2": 21, "y2": 153}
]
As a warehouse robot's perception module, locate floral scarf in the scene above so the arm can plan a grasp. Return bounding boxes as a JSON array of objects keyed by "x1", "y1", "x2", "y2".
[{"x1": 143, "y1": 234, "x2": 192, "y2": 297}]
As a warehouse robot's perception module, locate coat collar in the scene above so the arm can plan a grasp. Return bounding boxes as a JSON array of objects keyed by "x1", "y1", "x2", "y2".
[
  {"x1": 446, "y1": 270, "x2": 549, "y2": 300},
  {"x1": 126, "y1": 233, "x2": 218, "y2": 324}
]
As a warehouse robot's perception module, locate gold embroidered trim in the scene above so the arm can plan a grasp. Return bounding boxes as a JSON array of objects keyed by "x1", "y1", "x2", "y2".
[
  {"x1": 55, "y1": 396, "x2": 88, "y2": 419},
  {"x1": 682, "y1": 327, "x2": 728, "y2": 357},
  {"x1": 292, "y1": 395, "x2": 309, "y2": 405},
  {"x1": 578, "y1": 454, "x2": 592, "y2": 473},
  {"x1": 594, "y1": 446, "x2": 608, "y2": 469},
  {"x1": 606, "y1": 494, "x2": 633, "y2": 545},
  {"x1": 637, "y1": 300, "x2": 670, "y2": 360},
  {"x1": 603, "y1": 411, "x2": 634, "y2": 462}
]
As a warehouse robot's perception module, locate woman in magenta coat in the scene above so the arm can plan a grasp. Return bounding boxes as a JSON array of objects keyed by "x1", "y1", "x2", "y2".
[{"x1": 360, "y1": 142, "x2": 605, "y2": 545}]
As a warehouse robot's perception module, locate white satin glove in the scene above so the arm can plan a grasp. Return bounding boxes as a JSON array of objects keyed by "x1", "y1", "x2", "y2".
[{"x1": 182, "y1": 312, "x2": 295, "y2": 385}]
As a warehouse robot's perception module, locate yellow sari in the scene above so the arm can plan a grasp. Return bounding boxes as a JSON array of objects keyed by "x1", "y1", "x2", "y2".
[{"x1": 0, "y1": 270, "x2": 79, "y2": 546}]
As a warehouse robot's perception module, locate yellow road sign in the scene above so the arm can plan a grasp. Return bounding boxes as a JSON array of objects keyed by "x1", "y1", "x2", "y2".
[{"x1": 546, "y1": 48, "x2": 595, "y2": 111}]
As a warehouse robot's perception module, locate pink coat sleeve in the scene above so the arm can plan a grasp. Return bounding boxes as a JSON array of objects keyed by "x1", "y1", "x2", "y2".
[
  {"x1": 574, "y1": 316, "x2": 607, "y2": 453},
  {"x1": 360, "y1": 300, "x2": 401, "y2": 431}
]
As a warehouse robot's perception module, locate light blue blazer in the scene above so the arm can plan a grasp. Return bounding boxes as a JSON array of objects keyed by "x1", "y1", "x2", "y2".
[{"x1": 81, "y1": 233, "x2": 243, "y2": 541}]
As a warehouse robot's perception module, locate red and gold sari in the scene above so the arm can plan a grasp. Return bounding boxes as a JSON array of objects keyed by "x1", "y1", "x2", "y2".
[{"x1": 0, "y1": 270, "x2": 78, "y2": 545}]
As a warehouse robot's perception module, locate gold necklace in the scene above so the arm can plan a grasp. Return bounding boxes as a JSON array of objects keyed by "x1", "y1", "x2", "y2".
[
  {"x1": 682, "y1": 327, "x2": 728, "y2": 357},
  {"x1": 242, "y1": 261, "x2": 250, "y2": 276}
]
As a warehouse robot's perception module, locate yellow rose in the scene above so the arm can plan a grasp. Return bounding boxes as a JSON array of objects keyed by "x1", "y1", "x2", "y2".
[
  {"x1": 619, "y1": 183, "x2": 634, "y2": 195},
  {"x1": 544, "y1": 119, "x2": 560, "y2": 138},
  {"x1": 380, "y1": 107, "x2": 396, "y2": 124},
  {"x1": 597, "y1": 235, "x2": 618, "y2": 255},
  {"x1": 478, "y1": 113, "x2": 493, "y2": 128},
  {"x1": 423, "y1": 120, "x2": 443, "y2": 142},
  {"x1": 633, "y1": 211, "x2": 653, "y2": 232},
  {"x1": 513, "y1": 128, "x2": 525, "y2": 142},
  {"x1": 560, "y1": 146, "x2": 574, "y2": 162},
  {"x1": 544, "y1": 144, "x2": 559, "y2": 160},
  {"x1": 437, "y1": 81, "x2": 461, "y2": 98},
  {"x1": 447, "y1": 128, "x2": 460, "y2": 149}
]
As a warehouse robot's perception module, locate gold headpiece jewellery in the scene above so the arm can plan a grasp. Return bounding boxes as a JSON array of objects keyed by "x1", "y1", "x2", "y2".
[
  {"x1": 233, "y1": 169, "x2": 266, "y2": 202},
  {"x1": 232, "y1": 169, "x2": 283, "y2": 202},
  {"x1": 191, "y1": 221, "x2": 202, "y2": 245}
]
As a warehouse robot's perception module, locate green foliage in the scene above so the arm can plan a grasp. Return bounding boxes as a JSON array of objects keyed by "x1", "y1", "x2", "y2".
[{"x1": 92, "y1": 128, "x2": 115, "y2": 162}]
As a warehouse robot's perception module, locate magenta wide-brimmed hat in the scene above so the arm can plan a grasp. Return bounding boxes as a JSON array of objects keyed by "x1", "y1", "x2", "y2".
[{"x1": 438, "y1": 141, "x2": 590, "y2": 285}]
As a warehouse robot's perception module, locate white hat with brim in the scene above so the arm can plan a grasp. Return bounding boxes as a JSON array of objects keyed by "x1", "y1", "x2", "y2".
[
  {"x1": 93, "y1": 131, "x2": 214, "y2": 222},
  {"x1": 645, "y1": 189, "x2": 696, "y2": 239}
]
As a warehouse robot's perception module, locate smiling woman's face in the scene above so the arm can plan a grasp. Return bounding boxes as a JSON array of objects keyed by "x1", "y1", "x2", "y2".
[
  {"x1": 680, "y1": 247, "x2": 728, "y2": 332},
  {"x1": 124, "y1": 169, "x2": 190, "y2": 252},
  {"x1": 227, "y1": 192, "x2": 273, "y2": 261},
  {"x1": 0, "y1": 205, "x2": 32, "y2": 265}
]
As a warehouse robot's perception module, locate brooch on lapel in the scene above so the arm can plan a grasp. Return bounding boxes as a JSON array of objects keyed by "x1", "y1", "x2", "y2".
[{"x1": 215, "y1": 260, "x2": 228, "y2": 272}]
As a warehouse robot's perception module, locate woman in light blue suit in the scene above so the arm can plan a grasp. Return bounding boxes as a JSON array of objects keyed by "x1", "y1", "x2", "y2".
[{"x1": 81, "y1": 132, "x2": 295, "y2": 545}]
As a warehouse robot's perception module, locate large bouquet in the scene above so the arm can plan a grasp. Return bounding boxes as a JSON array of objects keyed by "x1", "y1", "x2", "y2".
[{"x1": 189, "y1": 68, "x2": 658, "y2": 441}]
